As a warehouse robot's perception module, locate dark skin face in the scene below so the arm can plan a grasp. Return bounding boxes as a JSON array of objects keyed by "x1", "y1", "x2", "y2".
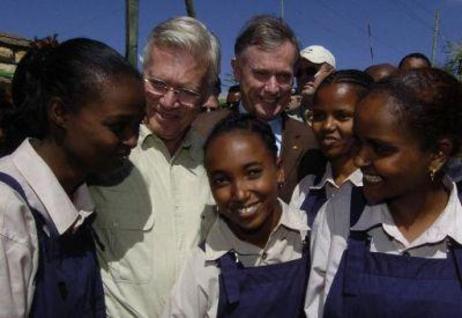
[
  {"x1": 354, "y1": 92, "x2": 450, "y2": 242},
  {"x1": 311, "y1": 83, "x2": 359, "y2": 184},
  {"x1": 205, "y1": 131, "x2": 284, "y2": 248},
  {"x1": 38, "y1": 76, "x2": 145, "y2": 194}
]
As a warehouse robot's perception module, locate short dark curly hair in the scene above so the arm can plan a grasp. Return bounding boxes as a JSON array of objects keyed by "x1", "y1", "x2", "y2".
[
  {"x1": 398, "y1": 52, "x2": 431, "y2": 69},
  {"x1": 3, "y1": 37, "x2": 141, "y2": 154},
  {"x1": 204, "y1": 113, "x2": 278, "y2": 160},
  {"x1": 314, "y1": 69, "x2": 374, "y2": 104}
]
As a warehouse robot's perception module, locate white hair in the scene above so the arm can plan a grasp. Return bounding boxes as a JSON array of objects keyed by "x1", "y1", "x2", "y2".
[{"x1": 142, "y1": 16, "x2": 221, "y2": 92}]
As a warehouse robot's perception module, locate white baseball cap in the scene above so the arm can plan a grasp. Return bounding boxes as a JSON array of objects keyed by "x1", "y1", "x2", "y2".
[{"x1": 300, "y1": 45, "x2": 336, "y2": 68}]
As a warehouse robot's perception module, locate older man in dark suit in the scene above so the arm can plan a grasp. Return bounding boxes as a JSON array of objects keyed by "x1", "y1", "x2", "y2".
[{"x1": 194, "y1": 15, "x2": 322, "y2": 203}]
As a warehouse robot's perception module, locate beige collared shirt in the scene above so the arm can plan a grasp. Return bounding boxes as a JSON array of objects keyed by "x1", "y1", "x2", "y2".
[
  {"x1": 162, "y1": 199, "x2": 309, "y2": 318},
  {"x1": 305, "y1": 177, "x2": 462, "y2": 318},
  {"x1": 90, "y1": 124, "x2": 215, "y2": 318},
  {"x1": 290, "y1": 163, "x2": 363, "y2": 211},
  {"x1": 0, "y1": 139, "x2": 95, "y2": 318}
]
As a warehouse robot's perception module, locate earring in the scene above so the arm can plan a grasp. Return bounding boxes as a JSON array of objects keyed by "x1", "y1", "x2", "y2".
[
  {"x1": 429, "y1": 168, "x2": 437, "y2": 182},
  {"x1": 278, "y1": 182, "x2": 284, "y2": 189}
]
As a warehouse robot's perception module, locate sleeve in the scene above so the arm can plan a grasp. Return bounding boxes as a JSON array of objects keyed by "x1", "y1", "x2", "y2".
[
  {"x1": 162, "y1": 247, "x2": 216, "y2": 318},
  {"x1": 304, "y1": 200, "x2": 332, "y2": 318},
  {"x1": 0, "y1": 189, "x2": 37, "y2": 318}
]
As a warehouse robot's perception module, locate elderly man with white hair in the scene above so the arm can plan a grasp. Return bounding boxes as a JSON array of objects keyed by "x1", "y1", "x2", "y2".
[{"x1": 89, "y1": 16, "x2": 220, "y2": 317}]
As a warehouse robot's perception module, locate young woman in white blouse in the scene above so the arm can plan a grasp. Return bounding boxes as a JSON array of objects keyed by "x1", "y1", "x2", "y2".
[
  {"x1": 306, "y1": 68, "x2": 462, "y2": 317},
  {"x1": 290, "y1": 70, "x2": 372, "y2": 227},
  {"x1": 163, "y1": 114, "x2": 310, "y2": 317},
  {"x1": 0, "y1": 38, "x2": 145, "y2": 317}
]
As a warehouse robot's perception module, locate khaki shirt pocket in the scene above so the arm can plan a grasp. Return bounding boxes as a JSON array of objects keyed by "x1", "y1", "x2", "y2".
[{"x1": 91, "y1": 177, "x2": 155, "y2": 284}]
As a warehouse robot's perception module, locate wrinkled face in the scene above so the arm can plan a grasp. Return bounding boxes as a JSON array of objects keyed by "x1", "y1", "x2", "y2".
[
  {"x1": 63, "y1": 77, "x2": 145, "y2": 174},
  {"x1": 311, "y1": 83, "x2": 358, "y2": 161},
  {"x1": 297, "y1": 59, "x2": 333, "y2": 98},
  {"x1": 143, "y1": 45, "x2": 207, "y2": 144},
  {"x1": 233, "y1": 41, "x2": 297, "y2": 121},
  {"x1": 400, "y1": 57, "x2": 430, "y2": 71},
  {"x1": 205, "y1": 131, "x2": 283, "y2": 240},
  {"x1": 354, "y1": 93, "x2": 433, "y2": 205}
]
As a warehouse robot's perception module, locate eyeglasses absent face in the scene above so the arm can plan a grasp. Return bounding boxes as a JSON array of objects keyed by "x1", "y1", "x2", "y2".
[
  {"x1": 233, "y1": 41, "x2": 298, "y2": 121},
  {"x1": 144, "y1": 77, "x2": 201, "y2": 107},
  {"x1": 297, "y1": 61, "x2": 333, "y2": 97}
]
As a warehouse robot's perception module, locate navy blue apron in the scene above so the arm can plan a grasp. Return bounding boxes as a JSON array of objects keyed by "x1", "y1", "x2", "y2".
[
  {"x1": 299, "y1": 173, "x2": 326, "y2": 228},
  {"x1": 215, "y1": 234, "x2": 310, "y2": 317},
  {"x1": 0, "y1": 172, "x2": 105, "y2": 318},
  {"x1": 324, "y1": 186, "x2": 462, "y2": 318}
]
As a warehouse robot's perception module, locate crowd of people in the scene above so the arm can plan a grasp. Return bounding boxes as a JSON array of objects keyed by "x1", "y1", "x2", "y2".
[{"x1": 0, "y1": 13, "x2": 461, "y2": 318}]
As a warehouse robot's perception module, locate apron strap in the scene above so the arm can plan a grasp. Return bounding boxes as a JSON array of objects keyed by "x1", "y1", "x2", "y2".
[
  {"x1": 0, "y1": 172, "x2": 30, "y2": 205},
  {"x1": 350, "y1": 186, "x2": 366, "y2": 227},
  {"x1": 300, "y1": 188, "x2": 327, "y2": 227},
  {"x1": 217, "y1": 251, "x2": 241, "y2": 305},
  {"x1": 343, "y1": 231, "x2": 369, "y2": 296},
  {"x1": 341, "y1": 186, "x2": 368, "y2": 295},
  {"x1": 0, "y1": 171, "x2": 59, "y2": 238},
  {"x1": 449, "y1": 239, "x2": 462, "y2": 287}
]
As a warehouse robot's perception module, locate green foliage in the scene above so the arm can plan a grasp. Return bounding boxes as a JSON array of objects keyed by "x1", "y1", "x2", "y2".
[
  {"x1": 0, "y1": 70, "x2": 14, "y2": 79},
  {"x1": 443, "y1": 40, "x2": 462, "y2": 80}
]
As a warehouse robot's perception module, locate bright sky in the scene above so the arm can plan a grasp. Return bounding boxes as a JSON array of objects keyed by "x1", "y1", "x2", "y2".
[{"x1": 3, "y1": 0, "x2": 462, "y2": 89}]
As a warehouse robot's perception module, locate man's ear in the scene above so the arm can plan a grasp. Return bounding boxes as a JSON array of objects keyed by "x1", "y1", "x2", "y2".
[
  {"x1": 231, "y1": 58, "x2": 241, "y2": 82},
  {"x1": 48, "y1": 97, "x2": 69, "y2": 129}
]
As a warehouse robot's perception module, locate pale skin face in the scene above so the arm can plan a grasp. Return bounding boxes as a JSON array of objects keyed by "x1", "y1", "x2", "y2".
[
  {"x1": 143, "y1": 45, "x2": 208, "y2": 154},
  {"x1": 232, "y1": 41, "x2": 298, "y2": 121}
]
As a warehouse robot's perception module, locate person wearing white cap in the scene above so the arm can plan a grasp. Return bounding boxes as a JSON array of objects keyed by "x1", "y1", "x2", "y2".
[{"x1": 296, "y1": 45, "x2": 336, "y2": 121}]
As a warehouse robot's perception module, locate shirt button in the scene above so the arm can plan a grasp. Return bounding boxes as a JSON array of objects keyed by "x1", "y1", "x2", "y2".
[
  {"x1": 403, "y1": 251, "x2": 411, "y2": 257},
  {"x1": 262, "y1": 252, "x2": 267, "y2": 260}
]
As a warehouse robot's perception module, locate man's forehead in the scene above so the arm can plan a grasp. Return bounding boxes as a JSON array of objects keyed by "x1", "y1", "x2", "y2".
[{"x1": 238, "y1": 42, "x2": 297, "y2": 68}]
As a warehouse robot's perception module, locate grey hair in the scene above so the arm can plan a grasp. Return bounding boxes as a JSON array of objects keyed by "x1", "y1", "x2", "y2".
[
  {"x1": 234, "y1": 14, "x2": 300, "y2": 57},
  {"x1": 142, "y1": 16, "x2": 221, "y2": 92}
]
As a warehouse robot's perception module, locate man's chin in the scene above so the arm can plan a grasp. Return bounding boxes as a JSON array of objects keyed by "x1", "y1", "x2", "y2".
[{"x1": 255, "y1": 106, "x2": 283, "y2": 121}]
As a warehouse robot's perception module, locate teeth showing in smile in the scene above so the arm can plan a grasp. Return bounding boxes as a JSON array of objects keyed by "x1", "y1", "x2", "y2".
[
  {"x1": 363, "y1": 174, "x2": 383, "y2": 184},
  {"x1": 238, "y1": 204, "x2": 258, "y2": 216},
  {"x1": 262, "y1": 98, "x2": 277, "y2": 104}
]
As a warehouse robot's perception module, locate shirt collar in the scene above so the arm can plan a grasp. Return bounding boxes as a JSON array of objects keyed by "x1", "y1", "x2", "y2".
[
  {"x1": 310, "y1": 163, "x2": 363, "y2": 190},
  {"x1": 352, "y1": 177, "x2": 462, "y2": 246},
  {"x1": 238, "y1": 102, "x2": 283, "y2": 128},
  {"x1": 238, "y1": 102, "x2": 283, "y2": 154},
  {"x1": 139, "y1": 124, "x2": 204, "y2": 167},
  {"x1": 12, "y1": 139, "x2": 95, "y2": 235},
  {"x1": 204, "y1": 198, "x2": 308, "y2": 261}
]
